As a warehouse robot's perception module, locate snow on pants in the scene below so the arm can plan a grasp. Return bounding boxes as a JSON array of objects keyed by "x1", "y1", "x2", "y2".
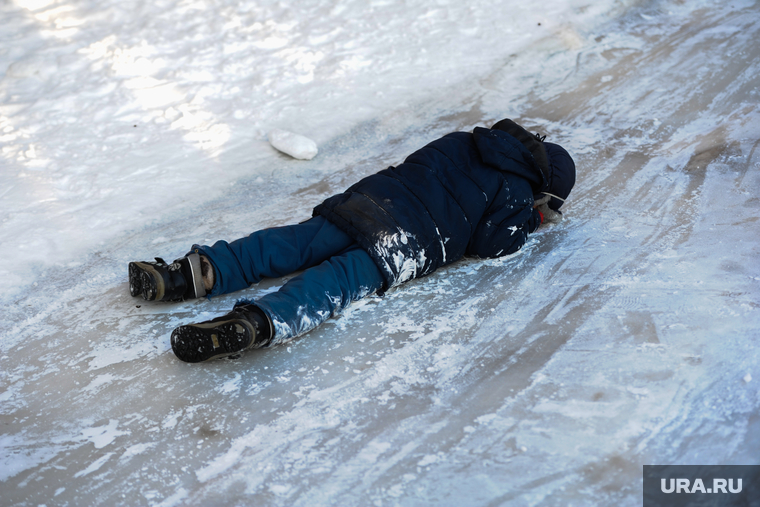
[{"x1": 190, "y1": 216, "x2": 383, "y2": 344}]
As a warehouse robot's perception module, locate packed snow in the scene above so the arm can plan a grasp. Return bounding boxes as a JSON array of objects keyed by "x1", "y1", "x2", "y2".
[
  {"x1": 267, "y1": 128, "x2": 318, "y2": 160},
  {"x1": 1, "y1": 0, "x2": 759, "y2": 505}
]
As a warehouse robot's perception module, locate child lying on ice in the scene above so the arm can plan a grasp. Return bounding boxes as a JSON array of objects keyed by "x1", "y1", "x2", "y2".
[{"x1": 128, "y1": 119, "x2": 576, "y2": 363}]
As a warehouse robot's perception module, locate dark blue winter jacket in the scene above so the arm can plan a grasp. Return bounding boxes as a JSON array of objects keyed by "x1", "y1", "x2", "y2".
[{"x1": 314, "y1": 127, "x2": 546, "y2": 290}]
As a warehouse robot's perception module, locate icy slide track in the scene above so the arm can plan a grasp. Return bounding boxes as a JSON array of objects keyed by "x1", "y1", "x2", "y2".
[{"x1": 2, "y1": 1, "x2": 760, "y2": 506}]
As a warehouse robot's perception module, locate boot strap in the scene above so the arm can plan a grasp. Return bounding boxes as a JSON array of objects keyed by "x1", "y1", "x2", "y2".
[{"x1": 186, "y1": 253, "x2": 207, "y2": 299}]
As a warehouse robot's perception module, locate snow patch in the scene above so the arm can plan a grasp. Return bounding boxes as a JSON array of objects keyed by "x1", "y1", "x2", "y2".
[
  {"x1": 74, "y1": 453, "x2": 114, "y2": 478},
  {"x1": 81, "y1": 420, "x2": 129, "y2": 449},
  {"x1": 268, "y1": 129, "x2": 319, "y2": 160}
]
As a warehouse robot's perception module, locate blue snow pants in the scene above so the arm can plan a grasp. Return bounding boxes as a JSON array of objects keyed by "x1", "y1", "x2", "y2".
[{"x1": 190, "y1": 216, "x2": 383, "y2": 344}]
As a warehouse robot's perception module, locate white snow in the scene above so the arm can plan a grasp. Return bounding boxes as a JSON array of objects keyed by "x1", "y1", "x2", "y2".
[
  {"x1": 1, "y1": 0, "x2": 760, "y2": 505},
  {"x1": 268, "y1": 128, "x2": 319, "y2": 160},
  {"x1": 73, "y1": 452, "x2": 114, "y2": 478},
  {"x1": 81, "y1": 419, "x2": 129, "y2": 449}
]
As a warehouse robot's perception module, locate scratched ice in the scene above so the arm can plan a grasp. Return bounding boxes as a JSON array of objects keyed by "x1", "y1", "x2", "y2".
[{"x1": 1, "y1": 0, "x2": 759, "y2": 505}]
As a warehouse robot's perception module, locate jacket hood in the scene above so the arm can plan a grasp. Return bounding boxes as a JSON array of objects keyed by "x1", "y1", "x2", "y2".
[
  {"x1": 543, "y1": 141, "x2": 576, "y2": 211},
  {"x1": 472, "y1": 127, "x2": 546, "y2": 190},
  {"x1": 485, "y1": 119, "x2": 576, "y2": 211}
]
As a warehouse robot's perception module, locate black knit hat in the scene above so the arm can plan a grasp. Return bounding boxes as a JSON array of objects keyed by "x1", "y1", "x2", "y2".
[{"x1": 543, "y1": 141, "x2": 576, "y2": 211}]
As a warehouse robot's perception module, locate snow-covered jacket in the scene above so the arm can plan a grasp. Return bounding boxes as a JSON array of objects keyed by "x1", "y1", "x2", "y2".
[{"x1": 314, "y1": 127, "x2": 546, "y2": 290}]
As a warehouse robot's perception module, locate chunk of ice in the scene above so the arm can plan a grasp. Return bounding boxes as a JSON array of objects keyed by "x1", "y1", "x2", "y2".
[{"x1": 268, "y1": 129, "x2": 319, "y2": 160}]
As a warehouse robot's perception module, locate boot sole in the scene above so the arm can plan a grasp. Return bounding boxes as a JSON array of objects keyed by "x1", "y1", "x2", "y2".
[
  {"x1": 171, "y1": 318, "x2": 256, "y2": 363},
  {"x1": 129, "y1": 262, "x2": 165, "y2": 301}
]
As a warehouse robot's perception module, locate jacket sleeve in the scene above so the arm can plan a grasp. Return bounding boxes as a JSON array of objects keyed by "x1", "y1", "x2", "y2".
[{"x1": 466, "y1": 185, "x2": 542, "y2": 259}]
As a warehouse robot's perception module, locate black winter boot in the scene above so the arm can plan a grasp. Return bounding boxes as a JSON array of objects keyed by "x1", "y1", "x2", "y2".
[
  {"x1": 170, "y1": 304, "x2": 273, "y2": 363},
  {"x1": 129, "y1": 253, "x2": 207, "y2": 302}
]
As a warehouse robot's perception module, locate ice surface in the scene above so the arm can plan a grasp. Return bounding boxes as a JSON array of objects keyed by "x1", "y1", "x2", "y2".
[{"x1": 1, "y1": 0, "x2": 759, "y2": 505}]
